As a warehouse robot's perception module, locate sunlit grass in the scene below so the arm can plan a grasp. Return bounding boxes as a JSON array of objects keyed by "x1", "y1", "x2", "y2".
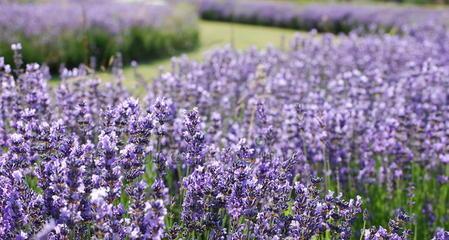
[
  {"x1": 49, "y1": 20, "x2": 299, "y2": 90},
  {"x1": 106, "y1": 20, "x2": 298, "y2": 88}
]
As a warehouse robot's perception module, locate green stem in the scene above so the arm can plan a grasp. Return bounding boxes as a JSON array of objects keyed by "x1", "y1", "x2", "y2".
[{"x1": 359, "y1": 218, "x2": 366, "y2": 240}]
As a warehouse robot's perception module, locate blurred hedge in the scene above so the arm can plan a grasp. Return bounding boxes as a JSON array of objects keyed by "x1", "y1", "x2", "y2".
[
  {"x1": 0, "y1": 2, "x2": 199, "y2": 72},
  {"x1": 195, "y1": 0, "x2": 449, "y2": 34}
]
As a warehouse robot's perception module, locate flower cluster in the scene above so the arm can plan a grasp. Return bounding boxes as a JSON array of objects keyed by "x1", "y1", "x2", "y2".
[
  {"x1": 0, "y1": 58, "x2": 168, "y2": 238},
  {"x1": 2, "y1": 15, "x2": 449, "y2": 239},
  {"x1": 147, "y1": 25, "x2": 449, "y2": 238}
]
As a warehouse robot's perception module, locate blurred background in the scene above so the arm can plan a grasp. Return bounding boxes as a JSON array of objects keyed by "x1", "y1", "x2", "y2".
[
  {"x1": 2, "y1": 0, "x2": 449, "y2": 5},
  {"x1": 0, "y1": 0, "x2": 448, "y2": 84}
]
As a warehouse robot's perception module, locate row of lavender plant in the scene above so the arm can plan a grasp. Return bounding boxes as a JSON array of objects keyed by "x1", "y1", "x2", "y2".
[
  {"x1": 2, "y1": 28, "x2": 449, "y2": 240},
  {"x1": 194, "y1": 0, "x2": 449, "y2": 33},
  {"x1": 0, "y1": 1, "x2": 199, "y2": 72},
  {"x1": 145, "y1": 26, "x2": 449, "y2": 238},
  {"x1": 0, "y1": 53, "x2": 391, "y2": 239}
]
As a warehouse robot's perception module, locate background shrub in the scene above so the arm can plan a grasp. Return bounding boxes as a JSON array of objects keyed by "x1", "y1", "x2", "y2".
[
  {"x1": 0, "y1": 1, "x2": 200, "y2": 73},
  {"x1": 194, "y1": 0, "x2": 449, "y2": 33}
]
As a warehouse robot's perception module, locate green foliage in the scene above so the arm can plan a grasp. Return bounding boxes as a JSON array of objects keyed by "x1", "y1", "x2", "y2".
[
  {"x1": 0, "y1": 26, "x2": 199, "y2": 73},
  {"x1": 0, "y1": 2, "x2": 200, "y2": 73},
  {"x1": 24, "y1": 174, "x2": 43, "y2": 194},
  {"x1": 344, "y1": 163, "x2": 449, "y2": 239}
]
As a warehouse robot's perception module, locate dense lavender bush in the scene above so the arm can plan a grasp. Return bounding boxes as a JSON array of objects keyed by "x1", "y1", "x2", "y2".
[
  {"x1": 195, "y1": 0, "x2": 449, "y2": 33},
  {"x1": 0, "y1": 53, "x2": 365, "y2": 239},
  {"x1": 0, "y1": 1, "x2": 199, "y2": 72},
  {"x1": 145, "y1": 25, "x2": 449, "y2": 238},
  {"x1": 2, "y1": 10, "x2": 449, "y2": 240}
]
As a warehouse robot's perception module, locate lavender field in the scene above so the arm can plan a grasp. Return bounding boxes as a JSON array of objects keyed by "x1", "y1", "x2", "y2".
[
  {"x1": 1, "y1": 0, "x2": 449, "y2": 239},
  {"x1": 195, "y1": 0, "x2": 449, "y2": 33}
]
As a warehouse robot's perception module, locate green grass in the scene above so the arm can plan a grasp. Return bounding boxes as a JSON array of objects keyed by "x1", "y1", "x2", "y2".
[{"x1": 109, "y1": 20, "x2": 298, "y2": 89}]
